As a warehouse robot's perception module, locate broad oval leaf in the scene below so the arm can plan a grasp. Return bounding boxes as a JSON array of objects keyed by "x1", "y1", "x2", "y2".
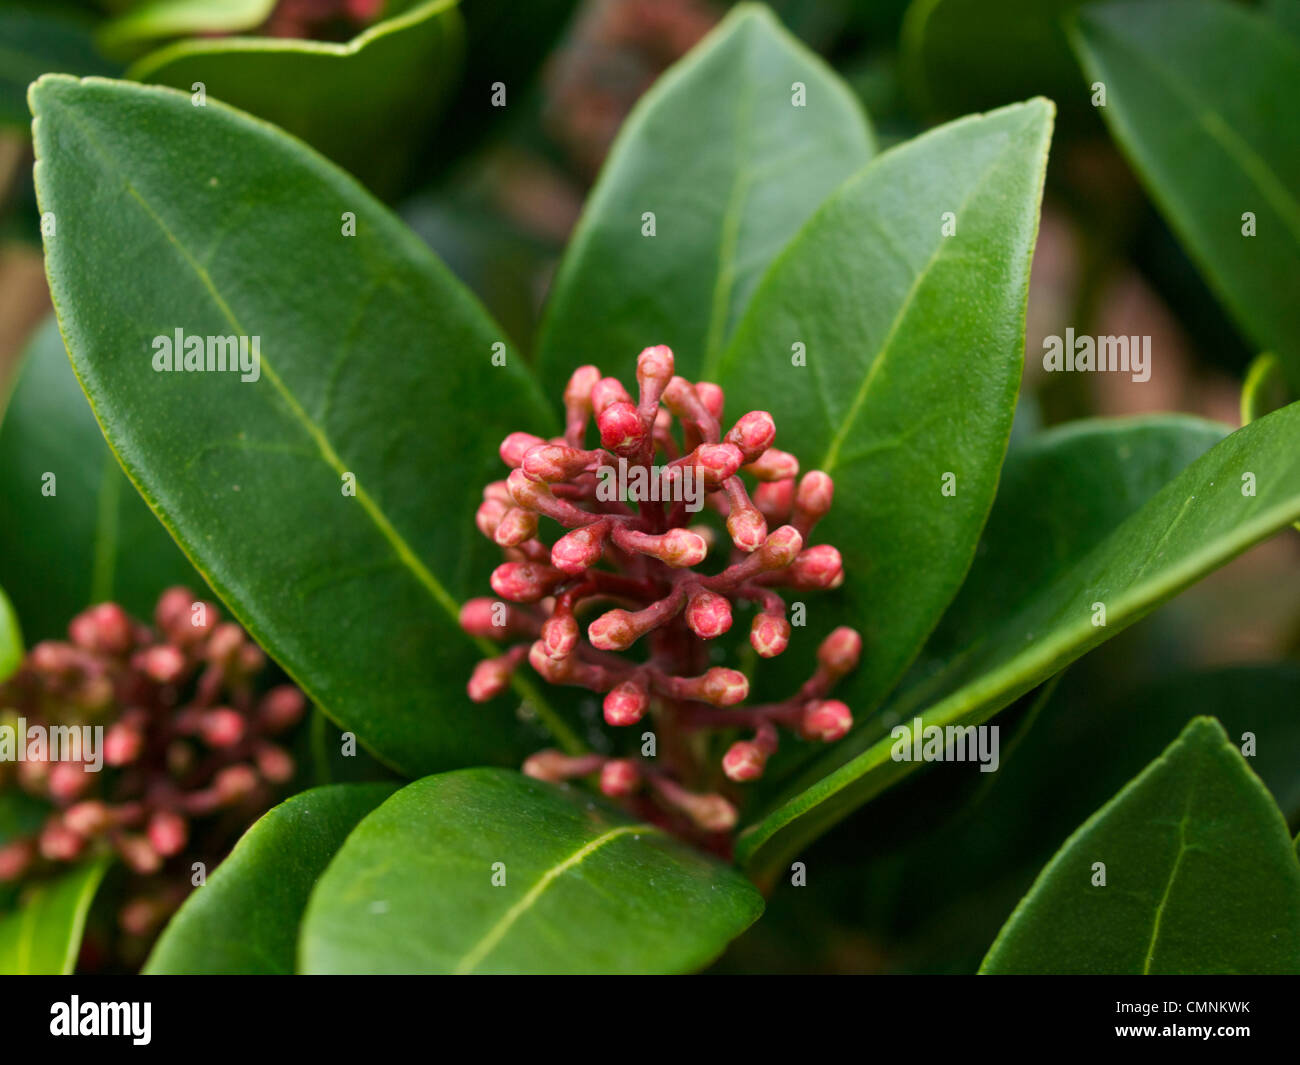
[
  {"x1": 299, "y1": 768, "x2": 764, "y2": 974},
  {"x1": 30, "y1": 75, "x2": 576, "y2": 775},
  {"x1": 738, "y1": 402, "x2": 1300, "y2": 881},
  {"x1": 981, "y1": 717, "x2": 1300, "y2": 974},
  {"x1": 0, "y1": 858, "x2": 109, "y2": 974},
  {"x1": 128, "y1": 0, "x2": 464, "y2": 199},
  {"x1": 1070, "y1": 0, "x2": 1300, "y2": 393},
  {"x1": 536, "y1": 3, "x2": 874, "y2": 390},
  {"x1": 99, "y1": 0, "x2": 277, "y2": 56},
  {"x1": 145, "y1": 782, "x2": 396, "y2": 974},
  {"x1": 717, "y1": 98, "x2": 1053, "y2": 729},
  {"x1": 0, "y1": 317, "x2": 205, "y2": 642},
  {"x1": 1241, "y1": 352, "x2": 1293, "y2": 425}
]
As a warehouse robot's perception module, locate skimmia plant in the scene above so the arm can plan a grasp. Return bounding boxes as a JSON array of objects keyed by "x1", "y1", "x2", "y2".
[{"x1": 1, "y1": 2, "x2": 1298, "y2": 974}]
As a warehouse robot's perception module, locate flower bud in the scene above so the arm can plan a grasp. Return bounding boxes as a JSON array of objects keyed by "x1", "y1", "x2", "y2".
[
  {"x1": 591, "y1": 377, "x2": 632, "y2": 414},
  {"x1": 758, "y1": 525, "x2": 803, "y2": 569},
  {"x1": 787, "y1": 545, "x2": 844, "y2": 589},
  {"x1": 63, "y1": 800, "x2": 112, "y2": 837},
  {"x1": 499, "y1": 431, "x2": 545, "y2": 467},
  {"x1": 116, "y1": 834, "x2": 162, "y2": 874},
  {"x1": 476, "y1": 497, "x2": 509, "y2": 539},
  {"x1": 104, "y1": 722, "x2": 144, "y2": 766},
  {"x1": 39, "y1": 820, "x2": 85, "y2": 862},
  {"x1": 634, "y1": 343, "x2": 676, "y2": 392},
  {"x1": 133, "y1": 644, "x2": 187, "y2": 685},
  {"x1": 722, "y1": 740, "x2": 770, "y2": 782},
  {"x1": 597, "y1": 401, "x2": 646, "y2": 455},
  {"x1": 753, "y1": 478, "x2": 795, "y2": 523},
  {"x1": 0, "y1": 839, "x2": 35, "y2": 881},
  {"x1": 604, "y1": 679, "x2": 649, "y2": 726},
  {"x1": 48, "y1": 762, "x2": 92, "y2": 803},
  {"x1": 551, "y1": 523, "x2": 607, "y2": 575},
  {"x1": 200, "y1": 708, "x2": 246, "y2": 748},
  {"x1": 693, "y1": 667, "x2": 748, "y2": 706},
  {"x1": 588, "y1": 609, "x2": 638, "y2": 651},
  {"x1": 563, "y1": 365, "x2": 602, "y2": 411},
  {"x1": 255, "y1": 742, "x2": 295, "y2": 783},
  {"x1": 522, "y1": 749, "x2": 601, "y2": 782},
  {"x1": 259, "y1": 685, "x2": 307, "y2": 732},
  {"x1": 468, "y1": 656, "x2": 514, "y2": 702},
  {"x1": 214, "y1": 765, "x2": 259, "y2": 804},
  {"x1": 528, "y1": 640, "x2": 575, "y2": 682},
  {"x1": 599, "y1": 758, "x2": 641, "y2": 797},
  {"x1": 68, "y1": 603, "x2": 134, "y2": 656},
  {"x1": 726, "y1": 505, "x2": 768, "y2": 553},
  {"x1": 695, "y1": 382, "x2": 725, "y2": 421},
  {"x1": 750, "y1": 613, "x2": 791, "y2": 657},
  {"x1": 744, "y1": 448, "x2": 799, "y2": 481},
  {"x1": 794, "y1": 471, "x2": 834, "y2": 528},
  {"x1": 685, "y1": 589, "x2": 732, "y2": 640},
  {"x1": 539, "y1": 613, "x2": 579, "y2": 660},
  {"x1": 490, "y1": 561, "x2": 565, "y2": 603},
  {"x1": 154, "y1": 586, "x2": 195, "y2": 636},
  {"x1": 817, "y1": 626, "x2": 863, "y2": 678},
  {"x1": 147, "y1": 810, "x2": 189, "y2": 858},
  {"x1": 799, "y1": 700, "x2": 853, "y2": 742},
  {"x1": 724, "y1": 411, "x2": 776, "y2": 463},
  {"x1": 523, "y1": 443, "x2": 592, "y2": 483},
  {"x1": 493, "y1": 507, "x2": 539, "y2": 548}
]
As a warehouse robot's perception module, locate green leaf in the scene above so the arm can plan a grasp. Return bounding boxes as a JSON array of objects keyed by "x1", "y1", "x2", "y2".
[
  {"x1": 1267, "y1": 0, "x2": 1300, "y2": 40},
  {"x1": 536, "y1": 3, "x2": 874, "y2": 390},
  {"x1": 30, "y1": 75, "x2": 575, "y2": 775},
  {"x1": 0, "y1": 583, "x2": 21, "y2": 683},
  {"x1": 0, "y1": 7, "x2": 118, "y2": 129},
  {"x1": 717, "y1": 99, "x2": 1053, "y2": 727},
  {"x1": 980, "y1": 717, "x2": 1300, "y2": 974},
  {"x1": 0, "y1": 858, "x2": 109, "y2": 974},
  {"x1": 99, "y1": 0, "x2": 277, "y2": 55},
  {"x1": 1241, "y1": 352, "x2": 1294, "y2": 425},
  {"x1": 145, "y1": 783, "x2": 396, "y2": 974},
  {"x1": 0, "y1": 317, "x2": 206, "y2": 642},
  {"x1": 128, "y1": 0, "x2": 463, "y2": 199},
  {"x1": 1070, "y1": 0, "x2": 1300, "y2": 393},
  {"x1": 299, "y1": 768, "x2": 764, "y2": 973},
  {"x1": 738, "y1": 402, "x2": 1300, "y2": 881},
  {"x1": 0, "y1": 791, "x2": 47, "y2": 850}
]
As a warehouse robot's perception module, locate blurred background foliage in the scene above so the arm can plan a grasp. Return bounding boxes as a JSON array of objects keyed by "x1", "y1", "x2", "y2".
[{"x1": 1, "y1": 0, "x2": 1297, "y2": 972}]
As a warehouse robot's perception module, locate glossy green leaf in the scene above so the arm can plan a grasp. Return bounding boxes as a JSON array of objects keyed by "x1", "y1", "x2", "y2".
[
  {"x1": 537, "y1": 3, "x2": 874, "y2": 391},
  {"x1": 145, "y1": 783, "x2": 396, "y2": 974},
  {"x1": 0, "y1": 858, "x2": 109, "y2": 974},
  {"x1": 299, "y1": 768, "x2": 764, "y2": 973},
  {"x1": 918, "y1": 415, "x2": 1228, "y2": 672},
  {"x1": 0, "y1": 7, "x2": 117, "y2": 128},
  {"x1": 1071, "y1": 0, "x2": 1300, "y2": 393},
  {"x1": 738, "y1": 401, "x2": 1300, "y2": 881},
  {"x1": 0, "y1": 317, "x2": 205, "y2": 642},
  {"x1": 129, "y1": 0, "x2": 464, "y2": 198},
  {"x1": 717, "y1": 99, "x2": 1053, "y2": 730},
  {"x1": 981, "y1": 717, "x2": 1300, "y2": 974},
  {"x1": 0, "y1": 584, "x2": 21, "y2": 683},
  {"x1": 99, "y1": 0, "x2": 276, "y2": 55},
  {"x1": 1270, "y1": 0, "x2": 1300, "y2": 39},
  {"x1": 30, "y1": 75, "x2": 575, "y2": 775}
]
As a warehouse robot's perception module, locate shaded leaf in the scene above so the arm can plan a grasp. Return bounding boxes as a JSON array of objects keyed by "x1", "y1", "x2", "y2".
[
  {"x1": 145, "y1": 783, "x2": 396, "y2": 974},
  {"x1": 537, "y1": 3, "x2": 874, "y2": 391},
  {"x1": 0, "y1": 6, "x2": 117, "y2": 128},
  {"x1": 0, "y1": 858, "x2": 109, "y2": 974},
  {"x1": 738, "y1": 402, "x2": 1300, "y2": 881},
  {"x1": 1071, "y1": 0, "x2": 1300, "y2": 392},
  {"x1": 129, "y1": 0, "x2": 464, "y2": 198},
  {"x1": 981, "y1": 717, "x2": 1300, "y2": 974},
  {"x1": 0, "y1": 317, "x2": 205, "y2": 642},
  {"x1": 299, "y1": 768, "x2": 764, "y2": 973}
]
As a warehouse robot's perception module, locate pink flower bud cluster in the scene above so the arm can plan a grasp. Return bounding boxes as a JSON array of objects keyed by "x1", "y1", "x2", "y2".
[
  {"x1": 0, "y1": 589, "x2": 306, "y2": 943},
  {"x1": 463, "y1": 345, "x2": 860, "y2": 840}
]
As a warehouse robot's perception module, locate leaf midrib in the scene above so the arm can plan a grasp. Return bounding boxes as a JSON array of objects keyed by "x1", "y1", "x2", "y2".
[
  {"x1": 39, "y1": 92, "x2": 580, "y2": 752},
  {"x1": 453, "y1": 822, "x2": 659, "y2": 973}
]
